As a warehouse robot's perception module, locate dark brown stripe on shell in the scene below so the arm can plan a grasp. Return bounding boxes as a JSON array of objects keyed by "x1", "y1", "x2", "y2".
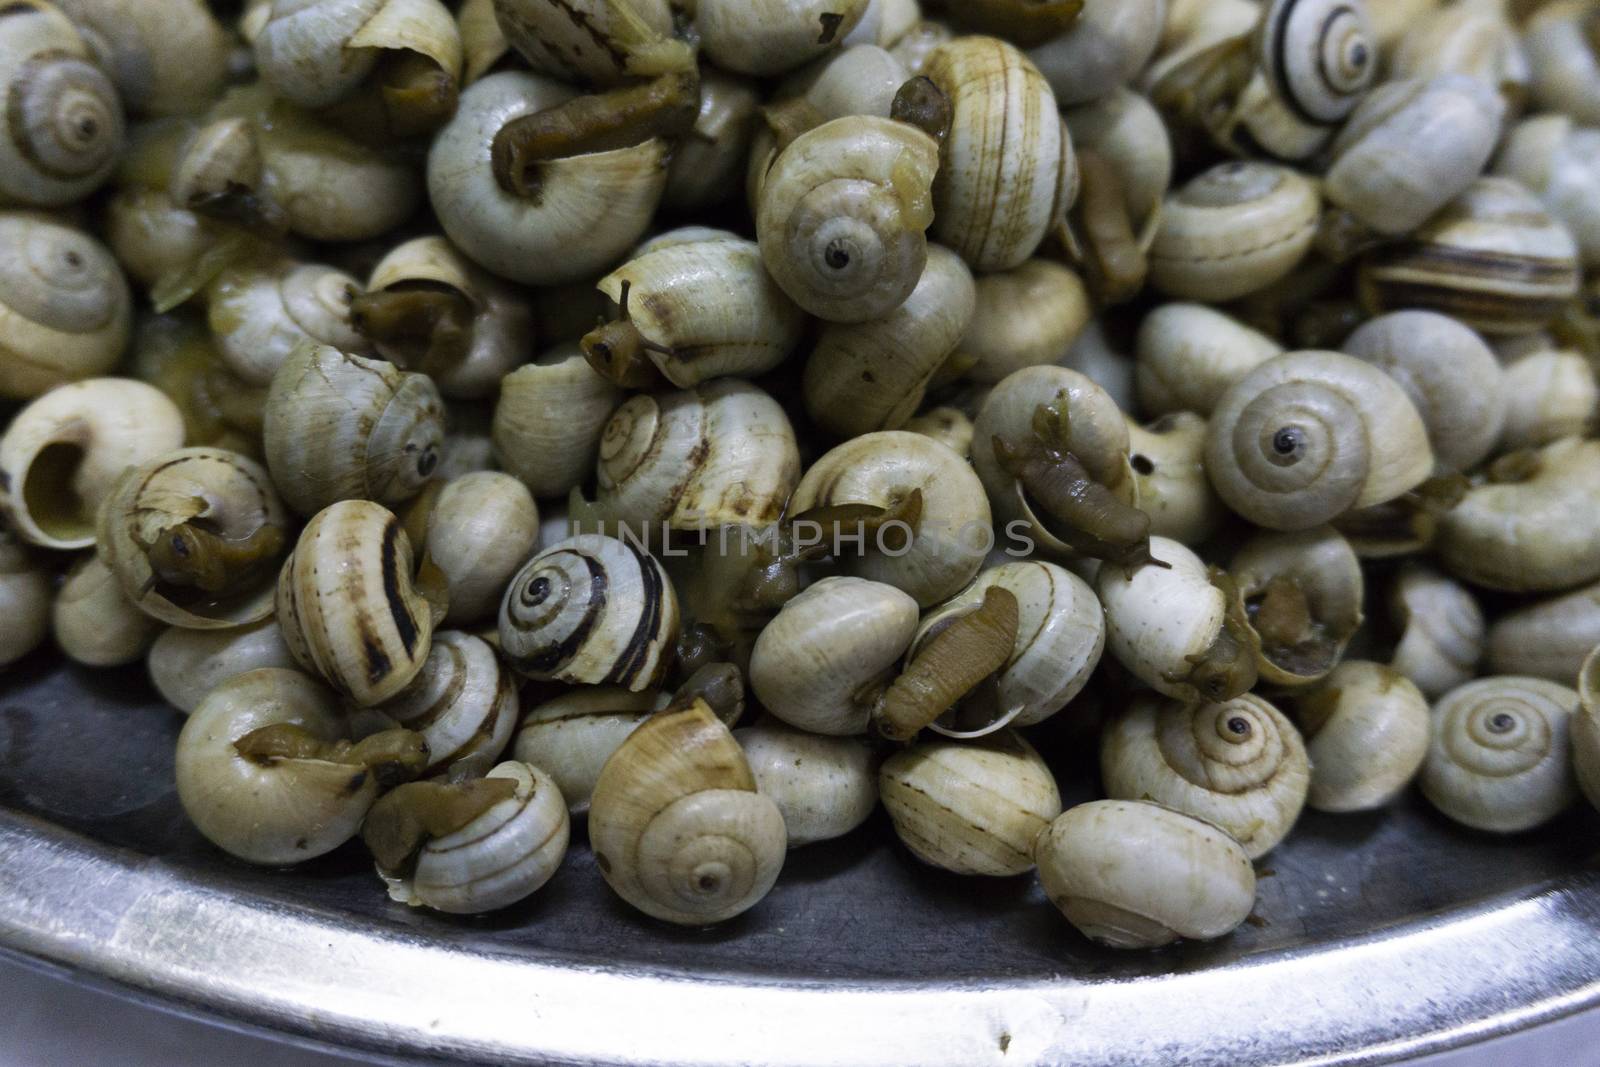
[
  {"x1": 515, "y1": 553, "x2": 607, "y2": 675},
  {"x1": 381, "y1": 517, "x2": 420, "y2": 660},
  {"x1": 605, "y1": 542, "x2": 666, "y2": 687}
]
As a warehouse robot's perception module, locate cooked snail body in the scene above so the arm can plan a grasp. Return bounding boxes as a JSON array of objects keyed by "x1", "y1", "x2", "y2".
[
  {"x1": 1295, "y1": 661, "x2": 1430, "y2": 813},
  {"x1": 1034, "y1": 800, "x2": 1256, "y2": 949},
  {"x1": 1229, "y1": 525, "x2": 1363, "y2": 689},
  {"x1": 147, "y1": 619, "x2": 297, "y2": 714},
  {"x1": 735, "y1": 722, "x2": 877, "y2": 847}
]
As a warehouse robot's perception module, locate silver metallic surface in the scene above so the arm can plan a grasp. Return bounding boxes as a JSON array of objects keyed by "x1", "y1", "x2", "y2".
[{"x1": 3, "y1": 660, "x2": 1600, "y2": 1065}]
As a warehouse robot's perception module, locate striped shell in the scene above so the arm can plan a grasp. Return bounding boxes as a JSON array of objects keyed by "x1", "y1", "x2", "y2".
[
  {"x1": 383, "y1": 631, "x2": 517, "y2": 775},
  {"x1": 497, "y1": 534, "x2": 678, "y2": 691},
  {"x1": 514, "y1": 686, "x2": 666, "y2": 814},
  {"x1": 1255, "y1": 0, "x2": 1377, "y2": 126}
]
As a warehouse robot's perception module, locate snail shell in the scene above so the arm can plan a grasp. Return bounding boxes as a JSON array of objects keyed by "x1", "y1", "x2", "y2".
[
  {"x1": 0, "y1": 378, "x2": 185, "y2": 550},
  {"x1": 1035, "y1": 800, "x2": 1255, "y2": 949},
  {"x1": 263, "y1": 341, "x2": 445, "y2": 517},
  {"x1": 1358, "y1": 177, "x2": 1581, "y2": 336},
  {"x1": 1061, "y1": 87, "x2": 1171, "y2": 242},
  {"x1": 790, "y1": 430, "x2": 992, "y2": 606},
  {"x1": 277, "y1": 500, "x2": 438, "y2": 706},
  {"x1": 697, "y1": 0, "x2": 869, "y2": 77},
  {"x1": 0, "y1": 211, "x2": 132, "y2": 400},
  {"x1": 95, "y1": 447, "x2": 290, "y2": 630},
  {"x1": 1135, "y1": 303, "x2": 1282, "y2": 419},
  {"x1": 0, "y1": 2, "x2": 125, "y2": 207},
  {"x1": 428, "y1": 71, "x2": 668, "y2": 286},
  {"x1": 422, "y1": 471, "x2": 539, "y2": 626},
  {"x1": 1436, "y1": 437, "x2": 1600, "y2": 594},
  {"x1": 1497, "y1": 346, "x2": 1598, "y2": 451},
  {"x1": 498, "y1": 534, "x2": 679, "y2": 691},
  {"x1": 749, "y1": 576, "x2": 919, "y2": 735},
  {"x1": 803, "y1": 244, "x2": 976, "y2": 437},
  {"x1": 1253, "y1": 0, "x2": 1378, "y2": 126},
  {"x1": 1522, "y1": 1, "x2": 1600, "y2": 125},
  {"x1": 596, "y1": 380, "x2": 800, "y2": 532},
  {"x1": 879, "y1": 730, "x2": 1062, "y2": 877},
  {"x1": 593, "y1": 236, "x2": 807, "y2": 386},
  {"x1": 383, "y1": 630, "x2": 517, "y2": 775},
  {"x1": 1127, "y1": 413, "x2": 1225, "y2": 546},
  {"x1": 514, "y1": 686, "x2": 668, "y2": 814},
  {"x1": 758, "y1": 115, "x2": 938, "y2": 324},
  {"x1": 664, "y1": 68, "x2": 760, "y2": 213},
  {"x1": 1488, "y1": 579, "x2": 1600, "y2": 686},
  {"x1": 1341, "y1": 311, "x2": 1505, "y2": 474},
  {"x1": 255, "y1": 0, "x2": 463, "y2": 111},
  {"x1": 923, "y1": 36, "x2": 1076, "y2": 272},
  {"x1": 777, "y1": 43, "x2": 909, "y2": 121},
  {"x1": 0, "y1": 531, "x2": 50, "y2": 667},
  {"x1": 1390, "y1": 563, "x2": 1485, "y2": 700},
  {"x1": 1295, "y1": 661, "x2": 1430, "y2": 813},
  {"x1": 492, "y1": 345, "x2": 622, "y2": 500},
  {"x1": 460, "y1": 0, "x2": 508, "y2": 85},
  {"x1": 904, "y1": 406, "x2": 974, "y2": 458},
  {"x1": 1228, "y1": 525, "x2": 1364, "y2": 688},
  {"x1": 53, "y1": 0, "x2": 229, "y2": 117},
  {"x1": 494, "y1": 0, "x2": 686, "y2": 88},
  {"x1": 1205, "y1": 350, "x2": 1435, "y2": 531},
  {"x1": 734, "y1": 721, "x2": 878, "y2": 847},
  {"x1": 1148, "y1": 162, "x2": 1319, "y2": 303},
  {"x1": 53, "y1": 553, "x2": 162, "y2": 667},
  {"x1": 960, "y1": 259, "x2": 1091, "y2": 385},
  {"x1": 147, "y1": 618, "x2": 297, "y2": 714},
  {"x1": 1028, "y1": 0, "x2": 1167, "y2": 106},
  {"x1": 205, "y1": 259, "x2": 368, "y2": 388},
  {"x1": 1389, "y1": 4, "x2": 1529, "y2": 101},
  {"x1": 1101, "y1": 692, "x2": 1310, "y2": 859},
  {"x1": 1574, "y1": 647, "x2": 1600, "y2": 812},
  {"x1": 588, "y1": 698, "x2": 788, "y2": 925},
  {"x1": 1421, "y1": 676, "x2": 1578, "y2": 833}
]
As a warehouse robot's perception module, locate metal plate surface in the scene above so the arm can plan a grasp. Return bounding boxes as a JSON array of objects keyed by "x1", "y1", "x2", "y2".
[{"x1": 3, "y1": 656, "x2": 1600, "y2": 1066}]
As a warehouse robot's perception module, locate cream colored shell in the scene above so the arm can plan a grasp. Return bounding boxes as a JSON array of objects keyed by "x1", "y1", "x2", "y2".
[
  {"x1": 1094, "y1": 537, "x2": 1230, "y2": 702},
  {"x1": 54, "y1": 0, "x2": 230, "y2": 117},
  {"x1": 735, "y1": 721, "x2": 878, "y2": 847},
  {"x1": 53, "y1": 554, "x2": 162, "y2": 667},
  {"x1": 697, "y1": 0, "x2": 869, "y2": 77},
  {"x1": 1061, "y1": 86, "x2": 1171, "y2": 241},
  {"x1": 1390, "y1": 564, "x2": 1484, "y2": 700},
  {"x1": 904, "y1": 406, "x2": 974, "y2": 458},
  {"x1": 1487, "y1": 580, "x2": 1600, "y2": 686},
  {"x1": 1574, "y1": 647, "x2": 1600, "y2": 813},
  {"x1": 514, "y1": 686, "x2": 667, "y2": 814},
  {"x1": 422, "y1": 472, "x2": 540, "y2": 626},
  {"x1": 1523, "y1": 1, "x2": 1600, "y2": 126},
  {"x1": 0, "y1": 531, "x2": 50, "y2": 667},
  {"x1": 383, "y1": 630, "x2": 517, "y2": 774},
  {"x1": 961, "y1": 259, "x2": 1091, "y2": 385},
  {"x1": 1496, "y1": 113, "x2": 1600, "y2": 266},
  {"x1": 1229, "y1": 524, "x2": 1364, "y2": 688},
  {"x1": 1389, "y1": 4, "x2": 1529, "y2": 100},
  {"x1": 255, "y1": 0, "x2": 463, "y2": 110},
  {"x1": 665, "y1": 68, "x2": 761, "y2": 212},
  {"x1": 1127, "y1": 414, "x2": 1224, "y2": 546},
  {"x1": 1497, "y1": 347, "x2": 1597, "y2": 451},
  {"x1": 205, "y1": 259, "x2": 369, "y2": 387},
  {"x1": 1028, "y1": 0, "x2": 1167, "y2": 106},
  {"x1": 1296, "y1": 661, "x2": 1430, "y2": 813},
  {"x1": 147, "y1": 618, "x2": 297, "y2": 714},
  {"x1": 494, "y1": 0, "x2": 684, "y2": 87},
  {"x1": 1135, "y1": 303, "x2": 1282, "y2": 419},
  {"x1": 493, "y1": 345, "x2": 622, "y2": 500}
]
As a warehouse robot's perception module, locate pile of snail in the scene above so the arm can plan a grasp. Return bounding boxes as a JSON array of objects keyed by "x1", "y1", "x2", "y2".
[{"x1": 6, "y1": 0, "x2": 1600, "y2": 952}]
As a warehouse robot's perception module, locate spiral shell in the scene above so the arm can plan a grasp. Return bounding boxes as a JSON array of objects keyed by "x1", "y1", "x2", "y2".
[
  {"x1": 498, "y1": 534, "x2": 678, "y2": 691},
  {"x1": 255, "y1": 0, "x2": 463, "y2": 111},
  {"x1": 1061, "y1": 87, "x2": 1171, "y2": 243},
  {"x1": 421, "y1": 471, "x2": 539, "y2": 626},
  {"x1": 1101, "y1": 692, "x2": 1310, "y2": 859},
  {"x1": 514, "y1": 686, "x2": 667, "y2": 814},
  {"x1": 1029, "y1": 0, "x2": 1167, "y2": 107},
  {"x1": 1390, "y1": 564, "x2": 1484, "y2": 700},
  {"x1": 1498, "y1": 345, "x2": 1598, "y2": 451},
  {"x1": 734, "y1": 722, "x2": 877, "y2": 847},
  {"x1": 1205, "y1": 350, "x2": 1434, "y2": 531},
  {"x1": 1389, "y1": 4, "x2": 1528, "y2": 101},
  {"x1": 147, "y1": 618, "x2": 297, "y2": 714},
  {"x1": 1295, "y1": 661, "x2": 1430, "y2": 813},
  {"x1": 1522, "y1": 1, "x2": 1600, "y2": 126},
  {"x1": 1135, "y1": 303, "x2": 1282, "y2": 419},
  {"x1": 53, "y1": 0, "x2": 229, "y2": 117},
  {"x1": 206, "y1": 259, "x2": 368, "y2": 387},
  {"x1": 52, "y1": 554, "x2": 161, "y2": 666},
  {"x1": 494, "y1": 0, "x2": 686, "y2": 88},
  {"x1": 383, "y1": 630, "x2": 517, "y2": 774},
  {"x1": 697, "y1": 0, "x2": 869, "y2": 77},
  {"x1": 263, "y1": 342, "x2": 445, "y2": 517},
  {"x1": 961, "y1": 259, "x2": 1092, "y2": 385},
  {"x1": 1254, "y1": 0, "x2": 1377, "y2": 126},
  {"x1": 1487, "y1": 580, "x2": 1600, "y2": 687},
  {"x1": 1229, "y1": 525, "x2": 1363, "y2": 688},
  {"x1": 1127, "y1": 413, "x2": 1225, "y2": 546},
  {"x1": 757, "y1": 115, "x2": 938, "y2": 323},
  {"x1": 1421, "y1": 676, "x2": 1578, "y2": 833},
  {"x1": 588, "y1": 699, "x2": 787, "y2": 925},
  {"x1": 492, "y1": 345, "x2": 621, "y2": 500},
  {"x1": 276, "y1": 500, "x2": 437, "y2": 706},
  {"x1": 1574, "y1": 647, "x2": 1600, "y2": 813},
  {"x1": 0, "y1": 211, "x2": 131, "y2": 400},
  {"x1": 904, "y1": 406, "x2": 974, "y2": 458},
  {"x1": 0, "y1": 2, "x2": 125, "y2": 207},
  {"x1": 0, "y1": 531, "x2": 50, "y2": 667},
  {"x1": 879, "y1": 730, "x2": 1061, "y2": 876}
]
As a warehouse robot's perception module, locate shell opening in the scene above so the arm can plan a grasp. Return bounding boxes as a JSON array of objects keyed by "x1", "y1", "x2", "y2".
[{"x1": 21, "y1": 441, "x2": 90, "y2": 544}]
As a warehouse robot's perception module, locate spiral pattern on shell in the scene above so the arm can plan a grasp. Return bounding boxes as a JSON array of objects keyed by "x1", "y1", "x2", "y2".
[
  {"x1": 383, "y1": 631, "x2": 517, "y2": 775},
  {"x1": 1421, "y1": 677, "x2": 1578, "y2": 834},
  {"x1": 1256, "y1": 0, "x2": 1377, "y2": 126},
  {"x1": 498, "y1": 534, "x2": 678, "y2": 692},
  {"x1": 254, "y1": 0, "x2": 383, "y2": 109}
]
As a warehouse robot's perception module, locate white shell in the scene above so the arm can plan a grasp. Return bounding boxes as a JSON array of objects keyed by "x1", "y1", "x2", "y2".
[
  {"x1": 1029, "y1": 0, "x2": 1166, "y2": 106},
  {"x1": 147, "y1": 619, "x2": 297, "y2": 714},
  {"x1": 735, "y1": 722, "x2": 878, "y2": 847},
  {"x1": 53, "y1": 554, "x2": 162, "y2": 667},
  {"x1": 424, "y1": 471, "x2": 540, "y2": 625},
  {"x1": 1497, "y1": 347, "x2": 1597, "y2": 451},
  {"x1": 492, "y1": 345, "x2": 622, "y2": 500},
  {"x1": 206, "y1": 259, "x2": 368, "y2": 387},
  {"x1": 382, "y1": 630, "x2": 517, "y2": 774},
  {"x1": 1255, "y1": 0, "x2": 1377, "y2": 125},
  {"x1": 1487, "y1": 579, "x2": 1600, "y2": 686},
  {"x1": 1296, "y1": 661, "x2": 1430, "y2": 813},
  {"x1": 0, "y1": 532, "x2": 49, "y2": 667},
  {"x1": 1094, "y1": 537, "x2": 1230, "y2": 701},
  {"x1": 1135, "y1": 303, "x2": 1282, "y2": 419},
  {"x1": 514, "y1": 686, "x2": 667, "y2": 814},
  {"x1": 1389, "y1": 564, "x2": 1484, "y2": 700},
  {"x1": 697, "y1": 0, "x2": 869, "y2": 77},
  {"x1": 961, "y1": 259, "x2": 1091, "y2": 385}
]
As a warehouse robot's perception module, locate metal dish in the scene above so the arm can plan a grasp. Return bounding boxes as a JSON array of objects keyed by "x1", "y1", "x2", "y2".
[{"x1": 3, "y1": 657, "x2": 1599, "y2": 1066}]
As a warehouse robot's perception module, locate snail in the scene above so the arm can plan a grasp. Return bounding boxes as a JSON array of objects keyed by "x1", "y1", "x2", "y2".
[
  {"x1": 1488, "y1": 579, "x2": 1600, "y2": 686},
  {"x1": 175, "y1": 667, "x2": 428, "y2": 864},
  {"x1": 0, "y1": 378, "x2": 185, "y2": 551},
  {"x1": 1034, "y1": 800, "x2": 1257, "y2": 949},
  {"x1": 493, "y1": 0, "x2": 691, "y2": 88},
  {"x1": 904, "y1": 406, "x2": 974, "y2": 458},
  {"x1": 1436, "y1": 438, "x2": 1600, "y2": 594},
  {"x1": 593, "y1": 380, "x2": 801, "y2": 532},
  {"x1": 146, "y1": 618, "x2": 297, "y2": 714},
  {"x1": 95, "y1": 447, "x2": 290, "y2": 630},
  {"x1": 1420, "y1": 676, "x2": 1579, "y2": 833},
  {"x1": 363, "y1": 760, "x2": 569, "y2": 914},
  {"x1": 588, "y1": 697, "x2": 788, "y2": 925},
  {"x1": 756, "y1": 115, "x2": 939, "y2": 324},
  {"x1": 802, "y1": 245, "x2": 976, "y2": 437},
  {"x1": 906, "y1": 561, "x2": 1105, "y2": 737},
  {"x1": 1095, "y1": 537, "x2": 1258, "y2": 705},
  {"x1": 0, "y1": 211, "x2": 132, "y2": 400},
  {"x1": 665, "y1": 68, "x2": 761, "y2": 212},
  {"x1": 277, "y1": 500, "x2": 440, "y2": 706},
  {"x1": 1358, "y1": 178, "x2": 1581, "y2": 337},
  {"x1": 263, "y1": 341, "x2": 445, "y2": 518},
  {"x1": 1101, "y1": 692, "x2": 1310, "y2": 859},
  {"x1": 0, "y1": 530, "x2": 50, "y2": 667},
  {"x1": 382, "y1": 631, "x2": 517, "y2": 776},
  {"x1": 1127, "y1": 413, "x2": 1225, "y2": 546},
  {"x1": 1204, "y1": 350, "x2": 1435, "y2": 532},
  {"x1": 513, "y1": 686, "x2": 669, "y2": 814},
  {"x1": 776, "y1": 42, "x2": 909, "y2": 123},
  {"x1": 1573, "y1": 646, "x2": 1600, "y2": 812},
  {"x1": 1341, "y1": 311, "x2": 1506, "y2": 474},
  {"x1": 697, "y1": 0, "x2": 869, "y2": 77},
  {"x1": 459, "y1": 0, "x2": 508, "y2": 85},
  {"x1": 354, "y1": 235, "x2": 536, "y2": 400},
  {"x1": 52, "y1": 554, "x2": 163, "y2": 667},
  {"x1": 959, "y1": 259, "x2": 1091, "y2": 385},
  {"x1": 921, "y1": 36, "x2": 1077, "y2": 272},
  {"x1": 427, "y1": 71, "x2": 671, "y2": 286},
  {"x1": 879, "y1": 730, "x2": 1062, "y2": 877},
  {"x1": 1061, "y1": 87, "x2": 1170, "y2": 248},
  {"x1": 1135, "y1": 303, "x2": 1282, "y2": 419},
  {"x1": 498, "y1": 534, "x2": 679, "y2": 692},
  {"x1": 1390, "y1": 564, "x2": 1485, "y2": 701},
  {"x1": 583, "y1": 236, "x2": 807, "y2": 388},
  {"x1": 1497, "y1": 345, "x2": 1598, "y2": 451},
  {"x1": 1227, "y1": 525, "x2": 1364, "y2": 689},
  {"x1": 734, "y1": 721, "x2": 878, "y2": 847},
  {"x1": 127, "y1": 313, "x2": 263, "y2": 458},
  {"x1": 789, "y1": 430, "x2": 992, "y2": 606},
  {"x1": 1294, "y1": 661, "x2": 1431, "y2": 813},
  {"x1": 204, "y1": 258, "x2": 370, "y2": 388},
  {"x1": 0, "y1": 1, "x2": 126, "y2": 208},
  {"x1": 1148, "y1": 161, "x2": 1319, "y2": 303},
  {"x1": 1519, "y1": 0, "x2": 1600, "y2": 124},
  {"x1": 1389, "y1": 2, "x2": 1529, "y2": 102},
  {"x1": 414, "y1": 472, "x2": 540, "y2": 626},
  {"x1": 492, "y1": 345, "x2": 622, "y2": 501},
  {"x1": 52, "y1": 0, "x2": 229, "y2": 118},
  {"x1": 1027, "y1": 0, "x2": 1166, "y2": 106},
  {"x1": 1318, "y1": 75, "x2": 1507, "y2": 262}
]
